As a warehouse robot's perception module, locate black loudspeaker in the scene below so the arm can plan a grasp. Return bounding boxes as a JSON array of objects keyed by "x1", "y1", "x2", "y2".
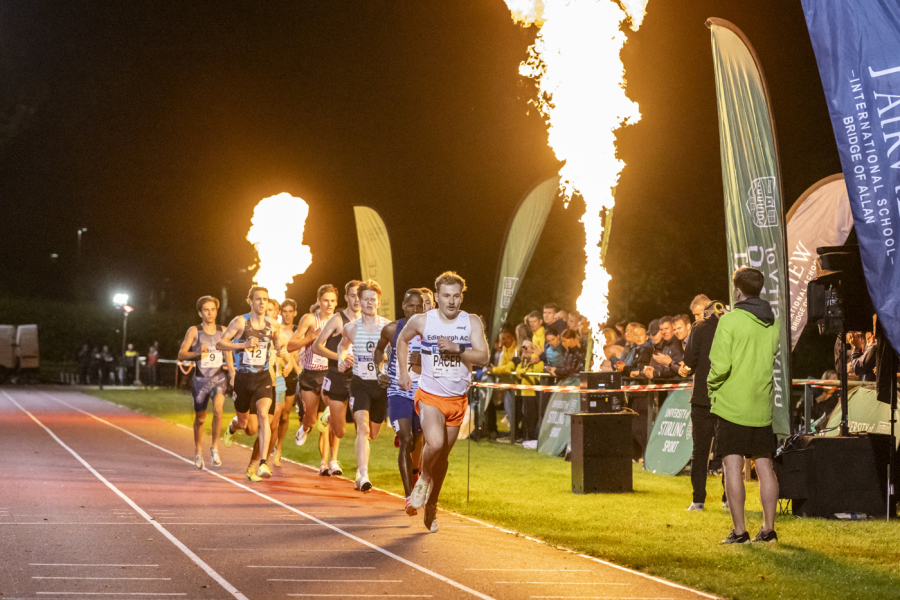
[
  {"x1": 571, "y1": 412, "x2": 635, "y2": 494},
  {"x1": 579, "y1": 371, "x2": 624, "y2": 413},
  {"x1": 807, "y1": 245, "x2": 875, "y2": 335},
  {"x1": 775, "y1": 434, "x2": 894, "y2": 517}
]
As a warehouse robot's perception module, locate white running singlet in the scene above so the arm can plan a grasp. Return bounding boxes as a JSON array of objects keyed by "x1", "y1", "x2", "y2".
[{"x1": 418, "y1": 309, "x2": 471, "y2": 397}]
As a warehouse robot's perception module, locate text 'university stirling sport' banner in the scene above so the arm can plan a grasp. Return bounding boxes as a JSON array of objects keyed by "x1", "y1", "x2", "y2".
[
  {"x1": 490, "y1": 177, "x2": 559, "y2": 341},
  {"x1": 786, "y1": 174, "x2": 853, "y2": 349},
  {"x1": 708, "y1": 18, "x2": 792, "y2": 436},
  {"x1": 802, "y1": 0, "x2": 900, "y2": 353},
  {"x1": 354, "y1": 206, "x2": 395, "y2": 320}
]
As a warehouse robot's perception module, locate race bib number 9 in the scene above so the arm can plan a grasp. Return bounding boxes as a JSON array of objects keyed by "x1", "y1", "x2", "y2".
[
  {"x1": 357, "y1": 355, "x2": 377, "y2": 380},
  {"x1": 432, "y1": 352, "x2": 462, "y2": 379},
  {"x1": 201, "y1": 347, "x2": 223, "y2": 369},
  {"x1": 243, "y1": 342, "x2": 267, "y2": 366}
]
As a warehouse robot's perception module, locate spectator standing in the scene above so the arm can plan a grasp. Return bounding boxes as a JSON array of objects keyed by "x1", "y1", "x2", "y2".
[
  {"x1": 100, "y1": 345, "x2": 114, "y2": 386},
  {"x1": 515, "y1": 340, "x2": 544, "y2": 442},
  {"x1": 680, "y1": 299, "x2": 725, "y2": 511},
  {"x1": 125, "y1": 343, "x2": 138, "y2": 385},
  {"x1": 552, "y1": 329, "x2": 587, "y2": 378},
  {"x1": 486, "y1": 329, "x2": 517, "y2": 439},
  {"x1": 543, "y1": 303, "x2": 567, "y2": 336},
  {"x1": 78, "y1": 344, "x2": 91, "y2": 384},
  {"x1": 147, "y1": 341, "x2": 160, "y2": 388},
  {"x1": 527, "y1": 310, "x2": 545, "y2": 351},
  {"x1": 708, "y1": 267, "x2": 781, "y2": 544},
  {"x1": 691, "y1": 294, "x2": 711, "y2": 322}
]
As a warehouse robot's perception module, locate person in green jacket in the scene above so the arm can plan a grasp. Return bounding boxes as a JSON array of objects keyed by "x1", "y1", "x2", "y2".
[{"x1": 708, "y1": 267, "x2": 780, "y2": 545}]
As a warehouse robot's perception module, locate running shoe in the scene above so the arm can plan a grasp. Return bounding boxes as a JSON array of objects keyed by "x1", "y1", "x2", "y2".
[
  {"x1": 355, "y1": 473, "x2": 372, "y2": 493},
  {"x1": 409, "y1": 478, "x2": 430, "y2": 510},
  {"x1": 329, "y1": 460, "x2": 343, "y2": 476},
  {"x1": 295, "y1": 426, "x2": 307, "y2": 446},
  {"x1": 194, "y1": 453, "x2": 204, "y2": 470},
  {"x1": 423, "y1": 504, "x2": 438, "y2": 533},
  {"x1": 686, "y1": 502, "x2": 705, "y2": 511},
  {"x1": 318, "y1": 463, "x2": 330, "y2": 477},
  {"x1": 720, "y1": 530, "x2": 750, "y2": 545},
  {"x1": 316, "y1": 407, "x2": 330, "y2": 433},
  {"x1": 405, "y1": 496, "x2": 418, "y2": 516},
  {"x1": 223, "y1": 418, "x2": 236, "y2": 447},
  {"x1": 273, "y1": 447, "x2": 282, "y2": 467},
  {"x1": 752, "y1": 528, "x2": 778, "y2": 543},
  {"x1": 210, "y1": 448, "x2": 222, "y2": 467},
  {"x1": 246, "y1": 464, "x2": 261, "y2": 482},
  {"x1": 257, "y1": 463, "x2": 272, "y2": 479}
]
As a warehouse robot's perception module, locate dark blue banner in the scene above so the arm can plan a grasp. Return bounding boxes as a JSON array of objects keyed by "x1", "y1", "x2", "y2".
[{"x1": 802, "y1": 0, "x2": 900, "y2": 350}]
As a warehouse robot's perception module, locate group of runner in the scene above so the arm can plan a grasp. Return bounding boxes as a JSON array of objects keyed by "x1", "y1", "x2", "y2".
[{"x1": 177, "y1": 271, "x2": 489, "y2": 532}]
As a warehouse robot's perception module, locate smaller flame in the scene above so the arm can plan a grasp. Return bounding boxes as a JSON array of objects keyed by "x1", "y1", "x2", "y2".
[
  {"x1": 247, "y1": 193, "x2": 313, "y2": 302},
  {"x1": 619, "y1": 0, "x2": 649, "y2": 30}
]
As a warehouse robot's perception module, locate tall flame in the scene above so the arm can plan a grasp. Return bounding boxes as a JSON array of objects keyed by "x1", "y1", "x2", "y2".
[
  {"x1": 506, "y1": 0, "x2": 646, "y2": 366},
  {"x1": 247, "y1": 192, "x2": 313, "y2": 303}
]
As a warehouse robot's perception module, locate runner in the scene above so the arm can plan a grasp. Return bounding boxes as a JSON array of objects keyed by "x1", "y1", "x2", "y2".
[
  {"x1": 374, "y1": 289, "x2": 425, "y2": 514},
  {"x1": 419, "y1": 288, "x2": 434, "y2": 312},
  {"x1": 287, "y1": 285, "x2": 337, "y2": 468},
  {"x1": 337, "y1": 279, "x2": 391, "y2": 492},
  {"x1": 398, "y1": 272, "x2": 489, "y2": 532},
  {"x1": 272, "y1": 298, "x2": 300, "y2": 466},
  {"x1": 246, "y1": 299, "x2": 298, "y2": 480},
  {"x1": 177, "y1": 295, "x2": 234, "y2": 470},
  {"x1": 312, "y1": 280, "x2": 362, "y2": 476},
  {"x1": 217, "y1": 285, "x2": 286, "y2": 481}
]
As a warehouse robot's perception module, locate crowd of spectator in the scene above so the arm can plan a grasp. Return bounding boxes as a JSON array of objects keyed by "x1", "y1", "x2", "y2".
[{"x1": 76, "y1": 341, "x2": 159, "y2": 387}]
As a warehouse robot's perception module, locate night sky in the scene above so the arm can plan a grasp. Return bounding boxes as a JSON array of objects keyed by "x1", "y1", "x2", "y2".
[{"x1": 1, "y1": 1, "x2": 843, "y2": 328}]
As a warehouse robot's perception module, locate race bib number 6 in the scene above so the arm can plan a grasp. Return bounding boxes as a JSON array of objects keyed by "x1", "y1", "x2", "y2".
[{"x1": 357, "y1": 355, "x2": 377, "y2": 380}]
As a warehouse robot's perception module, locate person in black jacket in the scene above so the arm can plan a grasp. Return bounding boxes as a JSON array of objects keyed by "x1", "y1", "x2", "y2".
[{"x1": 679, "y1": 300, "x2": 726, "y2": 510}]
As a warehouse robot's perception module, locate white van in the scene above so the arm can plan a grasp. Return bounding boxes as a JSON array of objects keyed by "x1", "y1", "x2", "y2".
[{"x1": 16, "y1": 325, "x2": 39, "y2": 370}]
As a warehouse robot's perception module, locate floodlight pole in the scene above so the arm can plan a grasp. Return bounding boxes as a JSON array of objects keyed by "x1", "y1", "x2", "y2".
[{"x1": 122, "y1": 310, "x2": 129, "y2": 358}]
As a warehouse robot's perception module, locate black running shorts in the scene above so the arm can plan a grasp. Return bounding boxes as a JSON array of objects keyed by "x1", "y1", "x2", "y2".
[
  {"x1": 232, "y1": 371, "x2": 274, "y2": 414},
  {"x1": 349, "y1": 375, "x2": 387, "y2": 424},
  {"x1": 322, "y1": 368, "x2": 351, "y2": 401},
  {"x1": 284, "y1": 371, "x2": 300, "y2": 397},
  {"x1": 714, "y1": 415, "x2": 776, "y2": 459},
  {"x1": 298, "y1": 368, "x2": 326, "y2": 394}
]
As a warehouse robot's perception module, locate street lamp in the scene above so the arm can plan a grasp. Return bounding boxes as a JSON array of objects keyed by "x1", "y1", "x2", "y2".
[
  {"x1": 113, "y1": 294, "x2": 132, "y2": 357},
  {"x1": 77, "y1": 228, "x2": 88, "y2": 264}
]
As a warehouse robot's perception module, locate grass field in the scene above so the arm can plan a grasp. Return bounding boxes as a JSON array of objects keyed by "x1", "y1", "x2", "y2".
[{"x1": 89, "y1": 388, "x2": 900, "y2": 600}]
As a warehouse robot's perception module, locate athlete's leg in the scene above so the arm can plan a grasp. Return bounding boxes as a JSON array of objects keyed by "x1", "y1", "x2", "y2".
[
  {"x1": 395, "y1": 418, "x2": 415, "y2": 496},
  {"x1": 418, "y1": 403, "x2": 448, "y2": 487},
  {"x1": 369, "y1": 420, "x2": 382, "y2": 441},
  {"x1": 276, "y1": 392, "x2": 296, "y2": 451},
  {"x1": 193, "y1": 409, "x2": 207, "y2": 455},
  {"x1": 211, "y1": 394, "x2": 225, "y2": 451},
  {"x1": 327, "y1": 398, "x2": 347, "y2": 439},
  {"x1": 256, "y1": 398, "x2": 272, "y2": 459},
  {"x1": 300, "y1": 389, "x2": 319, "y2": 433},
  {"x1": 266, "y1": 403, "x2": 282, "y2": 461},
  {"x1": 354, "y1": 410, "x2": 371, "y2": 476},
  {"x1": 411, "y1": 433, "x2": 424, "y2": 473}
]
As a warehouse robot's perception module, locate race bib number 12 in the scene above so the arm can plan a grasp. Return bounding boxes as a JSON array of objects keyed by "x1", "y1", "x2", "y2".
[{"x1": 243, "y1": 342, "x2": 267, "y2": 366}]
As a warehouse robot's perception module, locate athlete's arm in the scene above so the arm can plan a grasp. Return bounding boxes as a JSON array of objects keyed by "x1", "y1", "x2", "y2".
[
  {"x1": 311, "y1": 314, "x2": 342, "y2": 360},
  {"x1": 397, "y1": 314, "x2": 426, "y2": 391},
  {"x1": 287, "y1": 314, "x2": 320, "y2": 353},
  {"x1": 217, "y1": 316, "x2": 251, "y2": 352},
  {"x1": 460, "y1": 315, "x2": 490, "y2": 369},
  {"x1": 338, "y1": 321, "x2": 357, "y2": 363},
  {"x1": 177, "y1": 327, "x2": 200, "y2": 361},
  {"x1": 374, "y1": 321, "x2": 397, "y2": 372}
]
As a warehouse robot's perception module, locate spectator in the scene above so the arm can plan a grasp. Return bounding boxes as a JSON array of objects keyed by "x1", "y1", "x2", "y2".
[
  {"x1": 680, "y1": 299, "x2": 726, "y2": 511},
  {"x1": 557, "y1": 309, "x2": 569, "y2": 327},
  {"x1": 100, "y1": 345, "x2": 114, "y2": 386},
  {"x1": 810, "y1": 370, "x2": 840, "y2": 430},
  {"x1": 542, "y1": 331, "x2": 566, "y2": 371},
  {"x1": 644, "y1": 317, "x2": 685, "y2": 379},
  {"x1": 552, "y1": 329, "x2": 587, "y2": 378},
  {"x1": 487, "y1": 329, "x2": 517, "y2": 440},
  {"x1": 626, "y1": 324, "x2": 655, "y2": 460},
  {"x1": 543, "y1": 303, "x2": 567, "y2": 336},
  {"x1": 125, "y1": 343, "x2": 138, "y2": 384},
  {"x1": 515, "y1": 322, "x2": 531, "y2": 348},
  {"x1": 90, "y1": 346, "x2": 101, "y2": 384},
  {"x1": 78, "y1": 344, "x2": 91, "y2": 384},
  {"x1": 850, "y1": 327, "x2": 877, "y2": 381},
  {"x1": 527, "y1": 310, "x2": 545, "y2": 351},
  {"x1": 615, "y1": 320, "x2": 629, "y2": 339},
  {"x1": 147, "y1": 341, "x2": 160, "y2": 388},
  {"x1": 673, "y1": 315, "x2": 692, "y2": 351},
  {"x1": 708, "y1": 267, "x2": 781, "y2": 544},
  {"x1": 691, "y1": 294, "x2": 711, "y2": 322},
  {"x1": 619, "y1": 324, "x2": 653, "y2": 377},
  {"x1": 601, "y1": 343, "x2": 625, "y2": 371},
  {"x1": 515, "y1": 340, "x2": 544, "y2": 442},
  {"x1": 614, "y1": 323, "x2": 637, "y2": 372}
]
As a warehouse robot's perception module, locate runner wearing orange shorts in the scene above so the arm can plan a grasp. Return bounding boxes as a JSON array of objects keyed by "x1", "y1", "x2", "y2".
[{"x1": 397, "y1": 271, "x2": 489, "y2": 532}]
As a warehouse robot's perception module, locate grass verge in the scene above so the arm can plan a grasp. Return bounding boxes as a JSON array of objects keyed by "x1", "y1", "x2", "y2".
[{"x1": 89, "y1": 388, "x2": 900, "y2": 600}]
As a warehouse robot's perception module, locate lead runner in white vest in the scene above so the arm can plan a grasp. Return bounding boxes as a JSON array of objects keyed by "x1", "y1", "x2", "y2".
[{"x1": 397, "y1": 271, "x2": 489, "y2": 533}]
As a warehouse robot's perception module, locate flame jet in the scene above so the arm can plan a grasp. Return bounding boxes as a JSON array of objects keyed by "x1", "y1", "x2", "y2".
[
  {"x1": 505, "y1": 0, "x2": 647, "y2": 365},
  {"x1": 247, "y1": 192, "x2": 313, "y2": 303}
]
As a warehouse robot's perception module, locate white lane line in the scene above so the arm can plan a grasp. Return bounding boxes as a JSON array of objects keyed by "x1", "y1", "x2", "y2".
[
  {"x1": 287, "y1": 596, "x2": 431, "y2": 598},
  {"x1": 466, "y1": 569, "x2": 590, "y2": 572},
  {"x1": 3, "y1": 523, "x2": 153, "y2": 525},
  {"x1": 202, "y1": 549, "x2": 372, "y2": 552},
  {"x1": 39, "y1": 391, "x2": 497, "y2": 600},
  {"x1": 269, "y1": 579, "x2": 402, "y2": 583},
  {"x1": 2, "y1": 392, "x2": 248, "y2": 600},
  {"x1": 29, "y1": 564, "x2": 159, "y2": 567},
  {"x1": 497, "y1": 582, "x2": 628, "y2": 585},
  {"x1": 36, "y1": 594, "x2": 185, "y2": 597},
  {"x1": 531, "y1": 597, "x2": 674, "y2": 599},
  {"x1": 33, "y1": 577, "x2": 172, "y2": 581},
  {"x1": 248, "y1": 566, "x2": 375, "y2": 569}
]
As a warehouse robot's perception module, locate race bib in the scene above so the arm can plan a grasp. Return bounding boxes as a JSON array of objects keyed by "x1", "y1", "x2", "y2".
[
  {"x1": 311, "y1": 352, "x2": 328, "y2": 368},
  {"x1": 323, "y1": 376, "x2": 331, "y2": 392},
  {"x1": 243, "y1": 342, "x2": 267, "y2": 366},
  {"x1": 357, "y1": 355, "x2": 377, "y2": 380},
  {"x1": 432, "y1": 352, "x2": 462, "y2": 380},
  {"x1": 201, "y1": 346, "x2": 223, "y2": 369}
]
